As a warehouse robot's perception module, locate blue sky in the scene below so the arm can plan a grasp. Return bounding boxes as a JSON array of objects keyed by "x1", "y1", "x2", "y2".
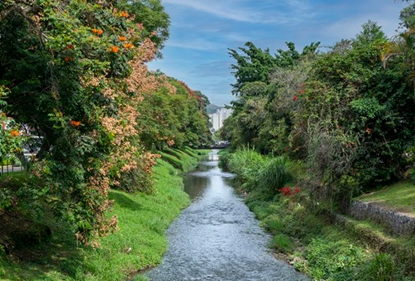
[{"x1": 147, "y1": 0, "x2": 408, "y2": 106}]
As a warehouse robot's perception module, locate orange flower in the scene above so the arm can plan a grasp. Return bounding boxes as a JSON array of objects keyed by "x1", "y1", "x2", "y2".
[
  {"x1": 64, "y1": 56, "x2": 71, "y2": 62},
  {"x1": 119, "y1": 11, "x2": 129, "y2": 18},
  {"x1": 110, "y1": 46, "x2": 119, "y2": 53},
  {"x1": 124, "y1": 43, "x2": 134, "y2": 49},
  {"x1": 92, "y1": 28, "x2": 103, "y2": 35},
  {"x1": 118, "y1": 36, "x2": 127, "y2": 42},
  {"x1": 70, "y1": 120, "x2": 81, "y2": 127},
  {"x1": 10, "y1": 130, "x2": 19, "y2": 136}
]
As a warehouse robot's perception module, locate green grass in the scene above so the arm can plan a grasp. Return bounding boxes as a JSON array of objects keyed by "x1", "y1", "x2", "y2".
[
  {"x1": 81, "y1": 159, "x2": 190, "y2": 280},
  {"x1": 269, "y1": 233, "x2": 294, "y2": 254},
  {"x1": 357, "y1": 181, "x2": 415, "y2": 215},
  {"x1": 0, "y1": 158, "x2": 191, "y2": 280},
  {"x1": 159, "y1": 147, "x2": 210, "y2": 172}
]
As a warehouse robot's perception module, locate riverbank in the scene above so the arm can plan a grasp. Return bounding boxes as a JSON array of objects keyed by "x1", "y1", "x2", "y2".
[
  {"x1": 220, "y1": 148, "x2": 415, "y2": 280},
  {"x1": 0, "y1": 148, "x2": 208, "y2": 280}
]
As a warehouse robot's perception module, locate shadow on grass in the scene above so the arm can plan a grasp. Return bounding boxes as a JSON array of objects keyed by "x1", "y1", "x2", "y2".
[
  {"x1": 1, "y1": 217, "x2": 86, "y2": 280},
  {"x1": 109, "y1": 191, "x2": 143, "y2": 211}
]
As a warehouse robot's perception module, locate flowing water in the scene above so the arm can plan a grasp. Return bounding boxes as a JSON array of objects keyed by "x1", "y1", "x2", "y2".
[{"x1": 145, "y1": 150, "x2": 308, "y2": 281}]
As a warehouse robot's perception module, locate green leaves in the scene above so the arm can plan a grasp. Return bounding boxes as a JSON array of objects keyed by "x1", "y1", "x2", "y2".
[
  {"x1": 224, "y1": 11, "x2": 415, "y2": 197},
  {"x1": 350, "y1": 98, "x2": 385, "y2": 120}
]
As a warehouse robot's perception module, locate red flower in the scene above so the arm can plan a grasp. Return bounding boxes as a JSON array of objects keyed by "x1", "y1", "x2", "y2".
[
  {"x1": 1, "y1": 121, "x2": 5, "y2": 130},
  {"x1": 279, "y1": 186, "x2": 292, "y2": 196},
  {"x1": 293, "y1": 95, "x2": 298, "y2": 101},
  {"x1": 279, "y1": 186, "x2": 301, "y2": 197}
]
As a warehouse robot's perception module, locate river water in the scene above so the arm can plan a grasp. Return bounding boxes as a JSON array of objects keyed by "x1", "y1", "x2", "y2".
[{"x1": 145, "y1": 150, "x2": 308, "y2": 281}]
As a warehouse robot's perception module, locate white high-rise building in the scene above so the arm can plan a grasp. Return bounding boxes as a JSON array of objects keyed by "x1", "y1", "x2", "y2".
[{"x1": 209, "y1": 108, "x2": 233, "y2": 132}]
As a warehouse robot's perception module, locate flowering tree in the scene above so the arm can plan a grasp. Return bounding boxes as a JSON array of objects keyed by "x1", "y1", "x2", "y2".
[{"x1": 0, "y1": 0, "x2": 164, "y2": 244}]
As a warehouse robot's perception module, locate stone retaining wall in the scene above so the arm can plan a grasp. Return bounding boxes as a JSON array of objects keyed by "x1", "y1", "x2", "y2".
[{"x1": 348, "y1": 201, "x2": 415, "y2": 236}]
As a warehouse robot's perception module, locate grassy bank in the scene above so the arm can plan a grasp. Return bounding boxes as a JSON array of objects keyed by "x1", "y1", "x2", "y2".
[
  {"x1": 221, "y1": 147, "x2": 415, "y2": 281},
  {"x1": 0, "y1": 148, "x2": 208, "y2": 280},
  {"x1": 357, "y1": 181, "x2": 415, "y2": 215}
]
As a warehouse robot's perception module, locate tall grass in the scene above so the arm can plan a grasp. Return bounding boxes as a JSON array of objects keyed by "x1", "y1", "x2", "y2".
[
  {"x1": 227, "y1": 146, "x2": 265, "y2": 185},
  {"x1": 225, "y1": 146, "x2": 292, "y2": 195},
  {"x1": 259, "y1": 157, "x2": 292, "y2": 193}
]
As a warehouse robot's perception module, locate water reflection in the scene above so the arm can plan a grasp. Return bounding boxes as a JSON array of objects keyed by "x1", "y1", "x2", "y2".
[
  {"x1": 183, "y1": 175, "x2": 209, "y2": 201},
  {"x1": 145, "y1": 150, "x2": 308, "y2": 281}
]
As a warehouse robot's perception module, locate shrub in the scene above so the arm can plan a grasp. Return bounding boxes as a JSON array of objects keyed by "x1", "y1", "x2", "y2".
[{"x1": 117, "y1": 167, "x2": 153, "y2": 194}]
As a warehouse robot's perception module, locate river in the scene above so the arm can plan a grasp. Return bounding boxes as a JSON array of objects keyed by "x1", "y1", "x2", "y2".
[{"x1": 145, "y1": 150, "x2": 308, "y2": 281}]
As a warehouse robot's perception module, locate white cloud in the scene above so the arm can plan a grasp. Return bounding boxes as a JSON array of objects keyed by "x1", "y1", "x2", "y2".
[
  {"x1": 162, "y1": 0, "x2": 312, "y2": 24},
  {"x1": 167, "y1": 39, "x2": 225, "y2": 52}
]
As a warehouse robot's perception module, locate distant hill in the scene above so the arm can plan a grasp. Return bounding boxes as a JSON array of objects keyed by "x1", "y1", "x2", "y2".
[{"x1": 206, "y1": 104, "x2": 221, "y2": 114}]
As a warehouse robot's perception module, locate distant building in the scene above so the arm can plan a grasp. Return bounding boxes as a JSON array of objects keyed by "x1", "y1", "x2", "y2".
[{"x1": 209, "y1": 108, "x2": 233, "y2": 132}]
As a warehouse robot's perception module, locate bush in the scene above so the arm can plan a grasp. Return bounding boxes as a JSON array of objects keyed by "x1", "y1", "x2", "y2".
[{"x1": 117, "y1": 167, "x2": 153, "y2": 194}]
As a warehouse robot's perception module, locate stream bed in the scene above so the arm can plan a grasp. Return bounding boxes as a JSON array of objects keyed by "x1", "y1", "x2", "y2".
[{"x1": 145, "y1": 150, "x2": 308, "y2": 281}]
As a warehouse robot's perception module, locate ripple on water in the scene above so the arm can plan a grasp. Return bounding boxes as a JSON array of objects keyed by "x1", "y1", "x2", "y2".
[{"x1": 145, "y1": 150, "x2": 309, "y2": 281}]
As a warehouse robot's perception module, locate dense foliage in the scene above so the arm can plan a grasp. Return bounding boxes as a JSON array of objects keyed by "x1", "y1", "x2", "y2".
[
  {"x1": 0, "y1": 0, "x2": 211, "y2": 244},
  {"x1": 222, "y1": 6, "x2": 415, "y2": 204}
]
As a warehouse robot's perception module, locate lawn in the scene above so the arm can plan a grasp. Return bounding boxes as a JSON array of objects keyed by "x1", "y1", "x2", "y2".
[{"x1": 357, "y1": 181, "x2": 415, "y2": 216}]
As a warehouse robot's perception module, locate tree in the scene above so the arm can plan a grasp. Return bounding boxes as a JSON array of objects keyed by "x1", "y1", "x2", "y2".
[
  {"x1": 0, "y1": 0, "x2": 161, "y2": 243},
  {"x1": 116, "y1": 0, "x2": 170, "y2": 55},
  {"x1": 225, "y1": 41, "x2": 319, "y2": 153},
  {"x1": 302, "y1": 21, "x2": 415, "y2": 192}
]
